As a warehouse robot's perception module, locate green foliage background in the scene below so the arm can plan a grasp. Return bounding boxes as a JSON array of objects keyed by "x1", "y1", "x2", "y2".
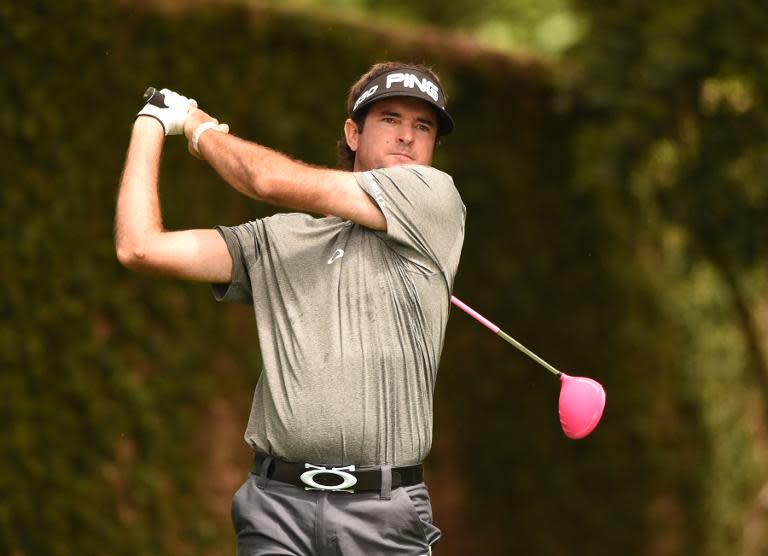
[{"x1": 3, "y1": 0, "x2": 767, "y2": 555}]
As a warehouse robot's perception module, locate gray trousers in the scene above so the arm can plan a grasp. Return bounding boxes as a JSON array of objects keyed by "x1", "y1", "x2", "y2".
[{"x1": 231, "y1": 467, "x2": 441, "y2": 555}]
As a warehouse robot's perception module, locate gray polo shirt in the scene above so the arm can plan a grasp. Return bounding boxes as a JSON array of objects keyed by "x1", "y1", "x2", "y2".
[{"x1": 214, "y1": 165, "x2": 465, "y2": 466}]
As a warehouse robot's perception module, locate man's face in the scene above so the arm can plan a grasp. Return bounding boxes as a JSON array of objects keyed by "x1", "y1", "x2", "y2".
[{"x1": 344, "y1": 97, "x2": 438, "y2": 171}]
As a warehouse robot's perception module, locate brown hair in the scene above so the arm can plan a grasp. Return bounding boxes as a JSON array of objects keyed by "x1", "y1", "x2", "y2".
[{"x1": 336, "y1": 61, "x2": 445, "y2": 170}]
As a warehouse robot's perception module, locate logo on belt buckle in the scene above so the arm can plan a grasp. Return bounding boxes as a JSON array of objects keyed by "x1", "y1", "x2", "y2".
[{"x1": 300, "y1": 464, "x2": 358, "y2": 493}]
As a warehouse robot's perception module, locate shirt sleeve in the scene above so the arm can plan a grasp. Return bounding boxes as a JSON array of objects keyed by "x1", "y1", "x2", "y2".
[
  {"x1": 211, "y1": 222, "x2": 260, "y2": 304},
  {"x1": 354, "y1": 165, "x2": 466, "y2": 275}
]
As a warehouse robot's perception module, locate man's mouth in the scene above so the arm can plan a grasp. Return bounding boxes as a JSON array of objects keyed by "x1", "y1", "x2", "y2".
[{"x1": 391, "y1": 152, "x2": 414, "y2": 160}]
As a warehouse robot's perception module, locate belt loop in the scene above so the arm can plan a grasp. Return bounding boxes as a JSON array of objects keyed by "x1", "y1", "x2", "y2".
[
  {"x1": 380, "y1": 464, "x2": 392, "y2": 500},
  {"x1": 257, "y1": 455, "x2": 274, "y2": 490}
]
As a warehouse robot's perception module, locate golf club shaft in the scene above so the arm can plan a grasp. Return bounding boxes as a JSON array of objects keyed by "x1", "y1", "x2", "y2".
[{"x1": 450, "y1": 296, "x2": 563, "y2": 377}]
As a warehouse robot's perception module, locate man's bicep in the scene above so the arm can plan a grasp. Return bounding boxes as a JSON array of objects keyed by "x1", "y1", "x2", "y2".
[
  {"x1": 269, "y1": 167, "x2": 386, "y2": 230},
  {"x1": 131, "y1": 229, "x2": 233, "y2": 283},
  {"x1": 325, "y1": 171, "x2": 387, "y2": 230}
]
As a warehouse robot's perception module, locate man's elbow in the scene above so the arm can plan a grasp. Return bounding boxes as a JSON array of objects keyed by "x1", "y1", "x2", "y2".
[
  {"x1": 116, "y1": 244, "x2": 143, "y2": 271},
  {"x1": 115, "y1": 240, "x2": 155, "y2": 272}
]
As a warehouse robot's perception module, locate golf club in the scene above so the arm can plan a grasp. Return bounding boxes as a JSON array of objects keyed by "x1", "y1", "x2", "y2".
[
  {"x1": 143, "y1": 86, "x2": 165, "y2": 107},
  {"x1": 450, "y1": 296, "x2": 606, "y2": 439}
]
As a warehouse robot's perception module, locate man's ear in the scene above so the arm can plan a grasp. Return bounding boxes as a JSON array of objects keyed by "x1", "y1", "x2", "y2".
[{"x1": 343, "y1": 118, "x2": 359, "y2": 152}]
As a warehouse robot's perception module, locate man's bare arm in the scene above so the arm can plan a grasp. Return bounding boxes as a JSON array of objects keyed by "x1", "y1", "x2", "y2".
[
  {"x1": 184, "y1": 109, "x2": 387, "y2": 231},
  {"x1": 115, "y1": 117, "x2": 232, "y2": 282}
]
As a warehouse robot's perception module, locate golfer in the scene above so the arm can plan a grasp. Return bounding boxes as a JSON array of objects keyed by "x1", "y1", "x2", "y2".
[{"x1": 115, "y1": 61, "x2": 465, "y2": 555}]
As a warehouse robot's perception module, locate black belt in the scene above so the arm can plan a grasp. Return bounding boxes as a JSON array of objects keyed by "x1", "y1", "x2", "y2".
[{"x1": 251, "y1": 453, "x2": 423, "y2": 493}]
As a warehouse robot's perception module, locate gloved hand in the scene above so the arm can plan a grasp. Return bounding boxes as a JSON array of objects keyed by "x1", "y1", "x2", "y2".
[{"x1": 137, "y1": 88, "x2": 196, "y2": 136}]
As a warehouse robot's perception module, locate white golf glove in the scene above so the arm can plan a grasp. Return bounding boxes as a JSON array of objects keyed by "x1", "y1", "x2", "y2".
[{"x1": 137, "y1": 88, "x2": 196, "y2": 136}]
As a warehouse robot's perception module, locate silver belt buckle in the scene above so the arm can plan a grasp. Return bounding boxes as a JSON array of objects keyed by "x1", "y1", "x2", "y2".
[{"x1": 300, "y1": 463, "x2": 358, "y2": 493}]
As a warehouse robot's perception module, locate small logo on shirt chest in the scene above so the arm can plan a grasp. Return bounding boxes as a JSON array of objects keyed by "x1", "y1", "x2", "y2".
[{"x1": 327, "y1": 249, "x2": 344, "y2": 264}]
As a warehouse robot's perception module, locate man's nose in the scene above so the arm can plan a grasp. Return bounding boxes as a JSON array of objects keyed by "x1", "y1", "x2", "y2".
[{"x1": 397, "y1": 125, "x2": 414, "y2": 144}]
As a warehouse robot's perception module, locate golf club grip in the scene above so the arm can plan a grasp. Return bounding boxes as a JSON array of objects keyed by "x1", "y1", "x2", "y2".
[{"x1": 143, "y1": 86, "x2": 166, "y2": 107}]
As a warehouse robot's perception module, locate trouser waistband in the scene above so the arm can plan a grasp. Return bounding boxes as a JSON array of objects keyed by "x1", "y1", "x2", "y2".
[{"x1": 251, "y1": 453, "x2": 423, "y2": 495}]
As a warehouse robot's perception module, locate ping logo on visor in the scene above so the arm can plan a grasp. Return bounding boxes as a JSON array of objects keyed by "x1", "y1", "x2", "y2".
[
  {"x1": 350, "y1": 69, "x2": 454, "y2": 135},
  {"x1": 386, "y1": 73, "x2": 440, "y2": 102}
]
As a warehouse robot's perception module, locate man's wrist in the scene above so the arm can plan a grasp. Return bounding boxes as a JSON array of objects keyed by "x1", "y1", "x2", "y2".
[
  {"x1": 135, "y1": 114, "x2": 166, "y2": 135},
  {"x1": 184, "y1": 108, "x2": 216, "y2": 139},
  {"x1": 192, "y1": 121, "x2": 221, "y2": 155}
]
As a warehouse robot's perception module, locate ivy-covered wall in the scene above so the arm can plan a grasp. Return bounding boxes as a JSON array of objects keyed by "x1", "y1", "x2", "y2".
[{"x1": 6, "y1": 1, "x2": 756, "y2": 555}]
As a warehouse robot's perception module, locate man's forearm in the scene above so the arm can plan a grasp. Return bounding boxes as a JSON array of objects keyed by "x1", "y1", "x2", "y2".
[
  {"x1": 115, "y1": 117, "x2": 166, "y2": 266},
  {"x1": 195, "y1": 128, "x2": 284, "y2": 202},
  {"x1": 183, "y1": 108, "x2": 386, "y2": 229}
]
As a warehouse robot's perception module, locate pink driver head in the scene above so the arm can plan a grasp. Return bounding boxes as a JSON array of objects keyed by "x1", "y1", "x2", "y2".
[{"x1": 558, "y1": 373, "x2": 606, "y2": 439}]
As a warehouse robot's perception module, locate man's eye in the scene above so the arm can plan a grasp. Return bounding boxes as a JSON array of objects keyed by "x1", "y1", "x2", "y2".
[{"x1": 383, "y1": 117, "x2": 397, "y2": 123}]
